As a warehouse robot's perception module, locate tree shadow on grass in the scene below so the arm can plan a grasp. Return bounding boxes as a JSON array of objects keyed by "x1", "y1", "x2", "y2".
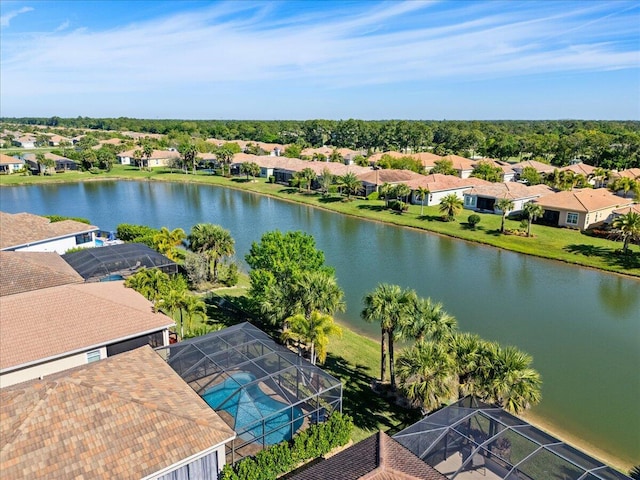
[
  {"x1": 417, "y1": 214, "x2": 442, "y2": 222},
  {"x1": 318, "y1": 196, "x2": 343, "y2": 204},
  {"x1": 565, "y1": 244, "x2": 640, "y2": 269},
  {"x1": 357, "y1": 204, "x2": 386, "y2": 212},
  {"x1": 322, "y1": 352, "x2": 421, "y2": 436},
  {"x1": 278, "y1": 187, "x2": 300, "y2": 194},
  {"x1": 230, "y1": 178, "x2": 251, "y2": 183}
]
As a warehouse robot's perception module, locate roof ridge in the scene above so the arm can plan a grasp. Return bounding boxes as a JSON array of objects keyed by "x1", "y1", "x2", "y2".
[{"x1": 0, "y1": 381, "x2": 61, "y2": 454}]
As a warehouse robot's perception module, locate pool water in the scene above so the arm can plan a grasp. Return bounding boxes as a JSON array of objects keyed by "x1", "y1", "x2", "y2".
[{"x1": 202, "y1": 372, "x2": 304, "y2": 445}]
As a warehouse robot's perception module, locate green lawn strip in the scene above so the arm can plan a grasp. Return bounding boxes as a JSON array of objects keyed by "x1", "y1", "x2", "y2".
[{"x1": 2, "y1": 167, "x2": 637, "y2": 275}]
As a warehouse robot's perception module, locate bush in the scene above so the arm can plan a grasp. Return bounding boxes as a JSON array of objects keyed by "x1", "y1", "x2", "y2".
[
  {"x1": 367, "y1": 191, "x2": 379, "y2": 201},
  {"x1": 388, "y1": 200, "x2": 407, "y2": 212},
  {"x1": 268, "y1": 175, "x2": 275, "y2": 183},
  {"x1": 116, "y1": 223, "x2": 160, "y2": 243},
  {"x1": 221, "y1": 412, "x2": 353, "y2": 480},
  {"x1": 467, "y1": 214, "x2": 481, "y2": 229},
  {"x1": 183, "y1": 252, "x2": 209, "y2": 288},
  {"x1": 45, "y1": 215, "x2": 91, "y2": 224},
  {"x1": 88, "y1": 167, "x2": 101, "y2": 174}
]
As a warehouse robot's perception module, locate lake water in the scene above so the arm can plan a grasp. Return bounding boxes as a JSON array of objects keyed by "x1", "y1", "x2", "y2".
[{"x1": 1, "y1": 180, "x2": 638, "y2": 465}]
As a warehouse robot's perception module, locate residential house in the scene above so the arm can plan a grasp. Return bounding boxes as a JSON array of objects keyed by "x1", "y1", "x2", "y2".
[
  {"x1": 0, "y1": 251, "x2": 84, "y2": 297},
  {"x1": 117, "y1": 148, "x2": 180, "y2": 168},
  {"x1": 405, "y1": 174, "x2": 491, "y2": 206},
  {"x1": 510, "y1": 160, "x2": 556, "y2": 179},
  {"x1": 463, "y1": 183, "x2": 554, "y2": 214},
  {"x1": 286, "y1": 431, "x2": 446, "y2": 480},
  {"x1": 534, "y1": 188, "x2": 635, "y2": 230},
  {"x1": 46, "y1": 134, "x2": 71, "y2": 146},
  {"x1": 0, "y1": 346, "x2": 236, "y2": 479},
  {"x1": 440, "y1": 154, "x2": 478, "y2": 178},
  {"x1": 610, "y1": 167, "x2": 640, "y2": 181},
  {"x1": 23, "y1": 152, "x2": 77, "y2": 173},
  {"x1": 0, "y1": 280, "x2": 175, "y2": 387},
  {"x1": 0, "y1": 211, "x2": 99, "y2": 254},
  {"x1": 367, "y1": 151, "x2": 443, "y2": 171},
  {"x1": 11, "y1": 135, "x2": 36, "y2": 149},
  {"x1": 609, "y1": 204, "x2": 640, "y2": 222},
  {"x1": 560, "y1": 163, "x2": 599, "y2": 185},
  {"x1": 356, "y1": 168, "x2": 424, "y2": 197},
  {"x1": 0, "y1": 153, "x2": 25, "y2": 174},
  {"x1": 474, "y1": 158, "x2": 517, "y2": 182}
]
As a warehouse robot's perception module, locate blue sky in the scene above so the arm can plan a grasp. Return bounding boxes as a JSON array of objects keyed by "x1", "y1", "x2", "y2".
[{"x1": 1, "y1": 0, "x2": 638, "y2": 120}]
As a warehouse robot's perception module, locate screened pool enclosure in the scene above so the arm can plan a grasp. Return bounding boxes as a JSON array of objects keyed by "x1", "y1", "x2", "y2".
[
  {"x1": 394, "y1": 397, "x2": 631, "y2": 480},
  {"x1": 156, "y1": 323, "x2": 342, "y2": 463}
]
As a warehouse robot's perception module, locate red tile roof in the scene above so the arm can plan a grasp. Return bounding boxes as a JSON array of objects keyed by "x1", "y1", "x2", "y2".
[
  {"x1": 535, "y1": 188, "x2": 635, "y2": 212},
  {"x1": 0, "y1": 346, "x2": 235, "y2": 479},
  {"x1": 0, "y1": 281, "x2": 174, "y2": 371},
  {"x1": 0, "y1": 251, "x2": 84, "y2": 296},
  {"x1": 0, "y1": 211, "x2": 98, "y2": 250}
]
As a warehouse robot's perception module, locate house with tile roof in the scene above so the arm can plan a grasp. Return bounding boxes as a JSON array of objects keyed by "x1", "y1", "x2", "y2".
[
  {"x1": 0, "y1": 251, "x2": 84, "y2": 297},
  {"x1": 463, "y1": 183, "x2": 554, "y2": 214},
  {"x1": 404, "y1": 174, "x2": 491, "y2": 207},
  {"x1": 116, "y1": 148, "x2": 180, "y2": 168},
  {"x1": 534, "y1": 188, "x2": 635, "y2": 230},
  {"x1": 11, "y1": 135, "x2": 36, "y2": 149},
  {"x1": 0, "y1": 346, "x2": 236, "y2": 479},
  {"x1": 0, "y1": 281, "x2": 174, "y2": 387},
  {"x1": 0, "y1": 152, "x2": 25, "y2": 174},
  {"x1": 510, "y1": 160, "x2": 556, "y2": 178},
  {"x1": 440, "y1": 155, "x2": 478, "y2": 178},
  {"x1": 356, "y1": 168, "x2": 424, "y2": 196},
  {"x1": 286, "y1": 431, "x2": 446, "y2": 480},
  {"x1": 609, "y1": 167, "x2": 640, "y2": 181},
  {"x1": 0, "y1": 211, "x2": 99, "y2": 254},
  {"x1": 22, "y1": 152, "x2": 77, "y2": 173}
]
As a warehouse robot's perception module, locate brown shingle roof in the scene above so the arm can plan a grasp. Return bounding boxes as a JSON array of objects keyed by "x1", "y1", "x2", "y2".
[
  {"x1": 0, "y1": 346, "x2": 235, "y2": 479},
  {"x1": 0, "y1": 251, "x2": 84, "y2": 296},
  {"x1": 0, "y1": 281, "x2": 174, "y2": 371},
  {"x1": 535, "y1": 188, "x2": 635, "y2": 212},
  {"x1": 0, "y1": 211, "x2": 98, "y2": 250},
  {"x1": 286, "y1": 431, "x2": 446, "y2": 480}
]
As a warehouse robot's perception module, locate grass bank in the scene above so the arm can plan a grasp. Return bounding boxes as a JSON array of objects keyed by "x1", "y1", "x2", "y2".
[{"x1": 2, "y1": 166, "x2": 637, "y2": 276}]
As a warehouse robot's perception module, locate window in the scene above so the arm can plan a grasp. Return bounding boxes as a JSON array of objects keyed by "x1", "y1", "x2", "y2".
[
  {"x1": 567, "y1": 212, "x2": 579, "y2": 225},
  {"x1": 75, "y1": 232, "x2": 93, "y2": 245},
  {"x1": 86, "y1": 349, "x2": 101, "y2": 363}
]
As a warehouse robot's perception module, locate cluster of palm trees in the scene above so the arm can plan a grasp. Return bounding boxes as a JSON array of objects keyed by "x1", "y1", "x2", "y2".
[
  {"x1": 362, "y1": 283, "x2": 541, "y2": 414},
  {"x1": 124, "y1": 268, "x2": 206, "y2": 339}
]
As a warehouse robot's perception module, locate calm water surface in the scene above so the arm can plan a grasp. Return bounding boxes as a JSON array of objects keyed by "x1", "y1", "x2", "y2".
[{"x1": 1, "y1": 181, "x2": 638, "y2": 464}]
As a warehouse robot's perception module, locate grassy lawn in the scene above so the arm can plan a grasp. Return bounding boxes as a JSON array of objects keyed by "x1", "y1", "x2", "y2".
[{"x1": 2, "y1": 166, "x2": 638, "y2": 276}]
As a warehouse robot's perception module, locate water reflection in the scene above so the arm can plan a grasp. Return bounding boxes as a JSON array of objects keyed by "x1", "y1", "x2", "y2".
[{"x1": 598, "y1": 276, "x2": 640, "y2": 317}]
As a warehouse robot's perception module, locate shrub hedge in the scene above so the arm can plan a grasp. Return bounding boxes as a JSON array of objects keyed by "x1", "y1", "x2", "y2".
[{"x1": 219, "y1": 412, "x2": 353, "y2": 480}]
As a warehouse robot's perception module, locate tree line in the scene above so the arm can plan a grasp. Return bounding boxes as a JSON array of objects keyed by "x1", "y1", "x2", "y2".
[{"x1": 3, "y1": 117, "x2": 639, "y2": 170}]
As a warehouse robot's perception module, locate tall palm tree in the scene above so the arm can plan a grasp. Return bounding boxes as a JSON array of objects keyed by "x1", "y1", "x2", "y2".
[
  {"x1": 339, "y1": 172, "x2": 362, "y2": 200},
  {"x1": 496, "y1": 198, "x2": 515, "y2": 233},
  {"x1": 188, "y1": 223, "x2": 235, "y2": 283},
  {"x1": 293, "y1": 270, "x2": 346, "y2": 320},
  {"x1": 415, "y1": 186, "x2": 430, "y2": 216},
  {"x1": 158, "y1": 289, "x2": 188, "y2": 338},
  {"x1": 124, "y1": 268, "x2": 169, "y2": 306},
  {"x1": 611, "y1": 211, "x2": 640, "y2": 254},
  {"x1": 522, "y1": 202, "x2": 544, "y2": 237},
  {"x1": 285, "y1": 310, "x2": 342, "y2": 365},
  {"x1": 361, "y1": 284, "x2": 414, "y2": 390},
  {"x1": 393, "y1": 183, "x2": 412, "y2": 204},
  {"x1": 396, "y1": 296, "x2": 457, "y2": 344},
  {"x1": 450, "y1": 332, "x2": 487, "y2": 399},
  {"x1": 609, "y1": 177, "x2": 638, "y2": 199},
  {"x1": 318, "y1": 168, "x2": 334, "y2": 196},
  {"x1": 396, "y1": 341, "x2": 457, "y2": 413},
  {"x1": 153, "y1": 227, "x2": 186, "y2": 261},
  {"x1": 182, "y1": 294, "x2": 207, "y2": 337},
  {"x1": 439, "y1": 194, "x2": 463, "y2": 222}
]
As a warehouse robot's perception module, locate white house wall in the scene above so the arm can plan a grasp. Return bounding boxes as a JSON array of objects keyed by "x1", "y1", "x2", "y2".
[{"x1": 12, "y1": 233, "x2": 97, "y2": 254}]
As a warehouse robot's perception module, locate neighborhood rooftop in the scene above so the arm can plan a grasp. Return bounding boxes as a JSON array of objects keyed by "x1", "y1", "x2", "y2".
[
  {"x1": 0, "y1": 251, "x2": 83, "y2": 296},
  {"x1": 0, "y1": 346, "x2": 235, "y2": 479}
]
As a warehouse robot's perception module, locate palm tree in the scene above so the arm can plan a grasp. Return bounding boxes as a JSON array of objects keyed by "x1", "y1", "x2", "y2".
[
  {"x1": 522, "y1": 202, "x2": 544, "y2": 237},
  {"x1": 124, "y1": 268, "x2": 169, "y2": 306},
  {"x1": 379, "y1": 182, "x2": 393, "y2": 207},
  {"x1": 158, "y1": 289, "x2": 188, "y2": 338},
  {"x1": 450, "y1": 332, "x2": 487, "y2": 399},
  {"x1": 179, "y1": 142, "x2": 198, "y2": 174},
  {"x1": 215, "y1": 146, "x2": 235, "y2": 176},
  {"x1": 361, "y1": 284, "x2": 414, "y2": 390},
  {"x1": 294, "y1": 167, "x2": 317, "y2": 192},
  {"x1": 153, "y1": 227, "x2": 186, "y2": 261},
  {"x1": 285, "y1": 310, "x2": 342, "y2": 364},
  {"x1": 318, "y1": 167, "x2": 334, "y2": 196},
  {"x1": 182, "y1": 294, "x2": 207, "y2": 337},
  {"x1": 133, "y1": 149, "x2": 143, "y2": 170},
  {"x1": 241, "y1": 162, "x2": 260, "y2": 180},
  {"x1": 496, "y1": 198, "x2": 515, "y2": 233},
  {"x1": 439, "y1": 194, "x2": 463, "y2": 222},
  {"x1": 611, "y1": 211, "x2": 640, "y2": 254},
  {"x1": 609, "y1": 177, "x2": 638, "y2": 199},
  {"x1": 142, "y1": 143, "x2": 153, "y2": 171},
  {"x1": 339, "y1": 172, "x2": 362, "y2": 200},
  {"x1": 397, "y1": 296, "x2": 457, "y2": 344},
  {"x1": 188, "y1": 223, "x2": 235, "y2": 283},
  {"x1": 396, "y1": 341, "x2": 457, "y2": 413},
  {"x1": 415, "y1": 186, "x2": 430, "y2": 216},
  {"x1": 293, "y1": 270, "x2": 346, "y2": 320}
]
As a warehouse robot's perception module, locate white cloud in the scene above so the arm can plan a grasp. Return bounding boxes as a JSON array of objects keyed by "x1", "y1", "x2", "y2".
[{"x1": 0, "y1": 6, "x2": 33, "y2": 27}]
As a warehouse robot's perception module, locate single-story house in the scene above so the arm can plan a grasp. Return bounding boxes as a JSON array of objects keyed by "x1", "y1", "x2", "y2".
[
  {"x1": 11, "y1": 135, "x2": 36, "y2": 149},
  {"x1": 559, "y1": 163, "x2": 600, "y2": 186},
  {"x1": 609, "y1": 167, "x2": 640, "y2": 181},
  {"x1": 22, "y1": 152, "x2": 77, "y2": 173},
  {"x1": 0, "y1": 251, "x2": 84, "y2": 297},
  {"x1": 357, "y1": 169, "x2": 424, "y2": 197},
  {"x1": 474, "y1": 158, "x2": 517, "y2": 182},
  {"x1": 286, "y1": 430, "x2": 446, "y2": 480},
  {"x1": 0, "y1": 281, "x2": 175, "y2": 387},
  {"x1": 510, "y1": 160, "x2": 556, "y2": 178},
  {"x1": 47, "y1": 134, "x2": 71, "y2": 146},
  {"x1": 440, "y1": 154, "x2": 478, "y2": 178},
  {"x1": 367, "y1": 151, "x2": 443, "y2": 171},
  {"x1": 0, "y1": 211, "x2": 99, "y2": 254},
  {"x1": 405, "y1": 174, "x2": 490, "y2": 206},
  {"x1": 463, "y1": 183, "x2": 554, "y2": 214},
  {"x1": 0, "y1": 153, "x2": 25, "y2": 174},
  {"x1": 117, "y1": 149, "x2": 180, "y2": 168},
  {"x1": 610, "y1": 204, "x2": 640, "y2": 222},
  {"x1": 0, "y1": 346, "x2": 236, "y2": 479},
  {"x1": 534, "y1": 188, "x2": 635, "y2": 230}
]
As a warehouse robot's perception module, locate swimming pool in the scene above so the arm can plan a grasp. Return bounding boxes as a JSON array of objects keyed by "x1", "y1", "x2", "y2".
[{"x1": 202, "y1": 372, "x2": 304, "y2": 445}]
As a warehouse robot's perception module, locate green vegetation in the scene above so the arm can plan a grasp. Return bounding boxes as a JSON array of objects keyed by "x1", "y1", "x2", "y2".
[
  {"x1": 219, "y1": 412, "x2": 353, "y2": 480},
  {"x1": 44, "y1": 214, "x2": 91, "y2": 224}
]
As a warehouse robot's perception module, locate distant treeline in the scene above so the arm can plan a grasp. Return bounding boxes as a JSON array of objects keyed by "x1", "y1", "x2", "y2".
[{"x1": 2, "y1": 117, "x2": 639, "y2": 169}]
